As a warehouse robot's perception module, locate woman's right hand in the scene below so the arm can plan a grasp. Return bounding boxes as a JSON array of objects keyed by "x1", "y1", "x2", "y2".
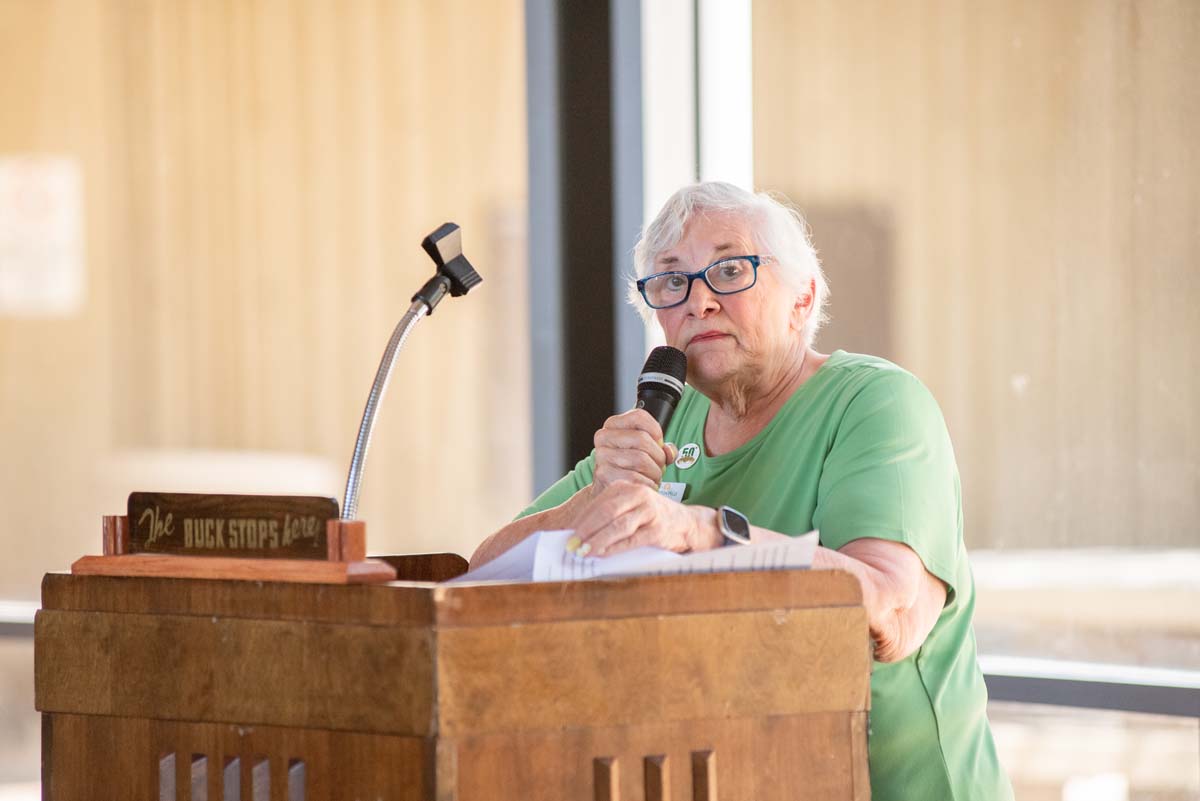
[{"x1": 590, "y1": 409, "x2": 677, "y2": 497}]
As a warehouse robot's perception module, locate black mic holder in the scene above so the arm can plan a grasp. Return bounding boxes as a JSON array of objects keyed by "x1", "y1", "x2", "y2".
[
  {"x1": 412, "y1": 223, "x2": 483, "y2": 312},
  {"x1": 342, "y1": 223, "x2": 482, "y2": 521}
]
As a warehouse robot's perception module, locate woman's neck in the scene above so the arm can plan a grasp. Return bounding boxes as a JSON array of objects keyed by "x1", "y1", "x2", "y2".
[{"x1": 703, "y1": 347, "x2": 828, "y2": 456}]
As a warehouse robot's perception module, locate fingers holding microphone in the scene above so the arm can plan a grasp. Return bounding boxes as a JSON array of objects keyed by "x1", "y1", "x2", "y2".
[
  {"x1": 590, "y1": 345, "x2": 687, "y2": 497},
  {"x1": 591, "y1": 409, "x2": 672, "y2": 494},
  {"x1": 568, "y1": 345, "x2": 689, "y2": 557}
]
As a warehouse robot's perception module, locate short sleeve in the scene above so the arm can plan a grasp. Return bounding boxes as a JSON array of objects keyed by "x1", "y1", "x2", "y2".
[
  {"x1": 812, "y1": 370, "x2": 961, "y2": 594},
  {"x1": 513, "y1": 451, "x2": 597, "y2": 520}
]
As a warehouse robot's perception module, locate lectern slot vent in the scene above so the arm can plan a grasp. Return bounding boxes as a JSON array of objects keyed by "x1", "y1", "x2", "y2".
[
  {"x1": 593, "y1": 756, "x2": 619, "y2": 801},
  {"x1": 691, "y1": 750, "x2": 718, "y2": 801},
  {"x1": 251, "y1": 758, "x2": 270, "y2": 801},
  {"x1": 223, "y1": 757, "x2": 241, "y2": 801},
  {"x1": 288, "y1": 759, "x2": 307, "y2": 801},
  {"x1": 644, "y1": 755, "x2": 669, "y2": 801},
  {"x1": 190, "y1": 754, "x2": 208, "y2": 801},
  {"x1": 158, "y1": 753, "x2": 176, "y2": 801}
]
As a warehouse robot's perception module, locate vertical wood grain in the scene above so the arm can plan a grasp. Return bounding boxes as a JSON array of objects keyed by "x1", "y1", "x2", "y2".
[{"x1": 849, "y1": 712, "x2": 869, "y2": 801}]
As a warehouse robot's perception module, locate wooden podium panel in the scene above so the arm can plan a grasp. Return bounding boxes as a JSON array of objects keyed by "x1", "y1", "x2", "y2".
[
  {"x1": 36, "y1": 566, "x2": 871, "y2": 800},
  {"x1": 448, "y1": 713, "x2": 869, "y2": 801},
  {"x1": 43, "y1": 714, "x2": 431, "y2": 801}
]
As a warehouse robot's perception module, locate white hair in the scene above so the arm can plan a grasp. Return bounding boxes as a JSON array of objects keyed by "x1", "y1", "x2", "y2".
[{"x1": 627, "y1": 182, "x2": 829, "y2": 347}]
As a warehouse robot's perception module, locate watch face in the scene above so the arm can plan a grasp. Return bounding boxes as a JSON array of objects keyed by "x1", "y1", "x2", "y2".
[{"x1": 721, "y1": 506, "x2": 751, "y2": 543}]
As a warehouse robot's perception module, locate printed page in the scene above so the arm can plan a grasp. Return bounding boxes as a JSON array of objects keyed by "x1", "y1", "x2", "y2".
[
  {"x1": 532, "y1": 530, "x2": 818, "y2": 581},
  {"x1": 447, "y1": 530, "x2": 540, "y2": 582},
  {"x1": 608, "y1": 531, "x2": 819, "y2": 578},
  {"x1": 531, "y1": 530, "x2": 682, "y2": 581},
  {"x1": 452, "y1": 530, "x2": 819, "y2": 584}
]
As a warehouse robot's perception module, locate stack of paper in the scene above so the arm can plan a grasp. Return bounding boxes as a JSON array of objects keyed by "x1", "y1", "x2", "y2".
[{"x1": 452, "y1": 529, "x2": 818, "y2": 583}]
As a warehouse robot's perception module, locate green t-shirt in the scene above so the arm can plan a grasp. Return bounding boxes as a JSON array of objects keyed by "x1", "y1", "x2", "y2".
[{"x1": 519, "y1": 351, "x2": 1012, "y2": 801}]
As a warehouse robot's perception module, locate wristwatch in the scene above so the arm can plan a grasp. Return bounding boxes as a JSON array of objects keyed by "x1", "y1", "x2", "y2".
[{"x1": 718, "y1": 505, "x2": 752, "y2": 546}]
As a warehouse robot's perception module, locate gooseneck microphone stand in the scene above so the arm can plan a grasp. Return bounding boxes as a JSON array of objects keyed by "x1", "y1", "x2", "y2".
[{"x1": 341, "y1": 223, "x2": 482, "y2": 521}]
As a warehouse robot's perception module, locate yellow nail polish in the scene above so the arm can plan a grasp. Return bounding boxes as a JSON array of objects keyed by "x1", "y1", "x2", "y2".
[
  {"x1": 578, "y1": 543, "x2": 592, "y2": 557},
  {"x1": 565, "y1": 536, "x2": 581, "y2": 553}
]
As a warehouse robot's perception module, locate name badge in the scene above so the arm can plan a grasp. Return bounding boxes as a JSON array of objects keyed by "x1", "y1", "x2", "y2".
[{"x1": 658, "y1": 482, "x2": 687, "y2": 503}]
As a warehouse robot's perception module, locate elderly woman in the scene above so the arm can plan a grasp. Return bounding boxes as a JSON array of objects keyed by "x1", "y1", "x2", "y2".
[{"x1": 471, "y1": 182, "x2": 1012, "y2": 801}]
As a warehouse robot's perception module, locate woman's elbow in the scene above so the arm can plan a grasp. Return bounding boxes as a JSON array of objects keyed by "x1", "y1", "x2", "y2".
[
  {"x1": 871, "y1": 578, "x2": 947, "y2": 662},
  {"x1": 871, "y1": 611, "x2": 924, "y2": 663}
]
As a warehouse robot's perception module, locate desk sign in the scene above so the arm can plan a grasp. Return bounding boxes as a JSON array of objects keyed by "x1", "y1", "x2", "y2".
[{"x1": 127, "y1": 492, "x2": 339, "y2": 560}]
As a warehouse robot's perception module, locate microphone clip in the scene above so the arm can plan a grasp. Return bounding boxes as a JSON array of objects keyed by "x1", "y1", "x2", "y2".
[{"x1": 412, "y1": 223, "x2": 483, "y2": 314}]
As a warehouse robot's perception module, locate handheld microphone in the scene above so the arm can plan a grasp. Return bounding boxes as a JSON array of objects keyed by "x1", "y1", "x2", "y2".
[{"x1": 636, "y1": 346, "x2": 687, "y2": 435}]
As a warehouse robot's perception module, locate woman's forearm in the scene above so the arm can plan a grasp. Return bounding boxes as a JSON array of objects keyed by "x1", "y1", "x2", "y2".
[
  {"x1": 469, "y1": 489, "x2": 590, "y2": 569},
  {"x1": 725, "y1": 524, "x2": 935, "y2": 660},
  {"x1": 472, "y1": 505, "x2": 943, "y2": 664}
]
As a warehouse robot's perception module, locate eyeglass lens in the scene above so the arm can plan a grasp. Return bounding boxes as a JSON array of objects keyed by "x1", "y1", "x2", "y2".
[{"x1": 643, "y1": 258, "x2": 756, "y2": 308}]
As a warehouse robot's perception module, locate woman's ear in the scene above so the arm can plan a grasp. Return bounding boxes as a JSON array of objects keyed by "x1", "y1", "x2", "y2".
[{"x1": 790, "y1": 278, "x2": 816, "y2": 331}]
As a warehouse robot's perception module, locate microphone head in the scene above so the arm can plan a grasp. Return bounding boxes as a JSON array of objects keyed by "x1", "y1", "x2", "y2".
[
  {"x1": 638, "y1": 346, "x2": 687, "y2": 397},
  {"x1": 641, "y1": 345, "x2": 687, "y2": 381},
  {"x1": 636, "y1": 346, "x2": 687, "y2": 435}
]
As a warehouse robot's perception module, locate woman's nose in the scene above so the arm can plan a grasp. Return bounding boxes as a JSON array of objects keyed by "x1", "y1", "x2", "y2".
[{"x1": 685, "y1": 277, "x2": 720, "y2": 316}]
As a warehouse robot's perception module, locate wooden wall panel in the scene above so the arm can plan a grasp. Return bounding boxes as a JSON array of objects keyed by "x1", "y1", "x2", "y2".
[
  {"x1": 0, "y1": 0, "x2": 117, "y2": 592},
  {"x1": 752, "y1": 0, "x2": 1198, "y2": 549},
  {"x1": 0, "y1": 0, "x2": 529, "y2": 597}
]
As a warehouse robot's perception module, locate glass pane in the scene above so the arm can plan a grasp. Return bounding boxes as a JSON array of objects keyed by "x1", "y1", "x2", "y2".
[
  {"x1": 0, "y1": 639, "x2": 37, "y2": 790},
  {"x1": 751, "y1": 2, "x2": 1200, "y2": 666},
  {"x1": 989, "y1": 701, "x2": 1199, "y2": 801},
  {"x1": 973, "y1": 549, "x2": 1200, "y2": 671}
]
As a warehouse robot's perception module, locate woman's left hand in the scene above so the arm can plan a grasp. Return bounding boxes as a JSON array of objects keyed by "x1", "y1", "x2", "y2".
[{"x1": 569, "y1": 480, "x2": 723, "y2": 557}]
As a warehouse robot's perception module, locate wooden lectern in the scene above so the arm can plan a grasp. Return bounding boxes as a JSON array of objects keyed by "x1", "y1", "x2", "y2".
[{"x1": 36, "y1": 557, "x2": 871, "y2": 800}]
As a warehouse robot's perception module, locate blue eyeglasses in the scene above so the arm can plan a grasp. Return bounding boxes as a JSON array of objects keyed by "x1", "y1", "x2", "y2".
[{"x1": 636, "y1": 255, "x2": 767, "y2": 309}]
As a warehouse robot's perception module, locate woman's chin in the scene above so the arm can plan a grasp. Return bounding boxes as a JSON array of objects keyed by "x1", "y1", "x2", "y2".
[{"x1": 687, "y1": 353, "x2": 741, "y2": 390}]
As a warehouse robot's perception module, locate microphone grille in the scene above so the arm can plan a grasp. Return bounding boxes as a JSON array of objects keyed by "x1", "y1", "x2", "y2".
[{"x1": 642, "y1": 346, "x2": 687, "y2": 382}]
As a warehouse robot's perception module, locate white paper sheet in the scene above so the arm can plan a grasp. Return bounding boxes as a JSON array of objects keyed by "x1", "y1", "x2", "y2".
[{"x1": 452, "y1": 529, "x2": 818, "y2": 583}]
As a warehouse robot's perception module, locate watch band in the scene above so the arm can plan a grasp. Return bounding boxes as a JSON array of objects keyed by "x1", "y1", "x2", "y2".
[{"x1": 718, "y1": 505, "x2": 752, "y2": 546}]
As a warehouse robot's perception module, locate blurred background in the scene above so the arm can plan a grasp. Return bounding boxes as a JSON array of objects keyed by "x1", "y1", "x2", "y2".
[{"x1": 1, "y1": 1, "x2": 1196, "y2": 799}]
